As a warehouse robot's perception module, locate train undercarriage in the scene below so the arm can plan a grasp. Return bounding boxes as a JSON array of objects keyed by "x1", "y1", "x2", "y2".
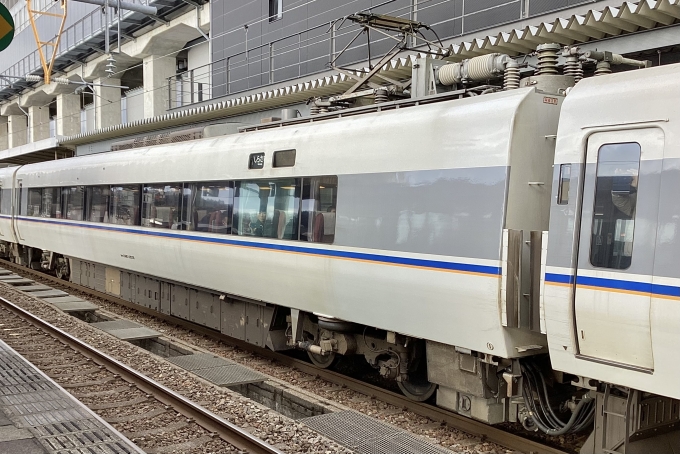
[{"x1": 3, "y1": 243, "x2": 680, "y2": 453}]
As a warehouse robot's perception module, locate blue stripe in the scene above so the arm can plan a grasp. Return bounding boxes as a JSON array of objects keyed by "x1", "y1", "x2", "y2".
[
  {"x1": 545, "y1": 273, "x2": 573, "y2": 284},
  {"x1": 546, "y1": 272, "x2": 680, "y2": 298},
  {"x1": 13, "y1": 216, "x2": 501, "y2": 276}
]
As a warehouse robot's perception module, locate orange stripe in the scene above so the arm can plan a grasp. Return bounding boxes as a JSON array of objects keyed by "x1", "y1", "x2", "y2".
[
  {"x1": 25, "y1": 221, "x2": 501, "y2": 279},
  {"x1": 546, "y1": 281, "x2": 680, "y2": 300}
]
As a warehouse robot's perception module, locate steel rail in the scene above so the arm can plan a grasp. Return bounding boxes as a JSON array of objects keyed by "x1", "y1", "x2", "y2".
[
  {"x1": 0, "y1": 259, "x2": 571, "y2": 454},
  {"x1": 0, "y1": 293, "x2": 284, "y2": 454}
]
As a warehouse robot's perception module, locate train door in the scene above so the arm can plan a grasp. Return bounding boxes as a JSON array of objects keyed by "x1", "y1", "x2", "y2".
[
  {"x1": 13, "y1": 179, "x2": 24, "y2": 241},
  {"x1": 573, "y1": 129, "x2": 663, "y2": 371},
  {"x1": 0, "y1": 185, "x2": 4, "y2": 237}
]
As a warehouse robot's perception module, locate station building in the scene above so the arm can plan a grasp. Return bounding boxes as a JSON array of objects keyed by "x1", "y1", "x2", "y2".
[{"x1": 0, "y1": 0, "x2": 679, "y2": 163}]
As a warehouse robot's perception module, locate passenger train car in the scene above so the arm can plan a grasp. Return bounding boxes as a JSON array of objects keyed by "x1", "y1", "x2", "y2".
[{"x1": 0, "y1": 47, "x2": 677, "y2": 453}]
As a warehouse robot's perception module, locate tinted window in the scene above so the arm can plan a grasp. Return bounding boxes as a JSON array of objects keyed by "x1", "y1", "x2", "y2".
[
  {"x1": 590, "y1": 143, "x2": 641, "y2": 270},
  {"x1": 182, "y1": 182, "x2": 233, "y2": 233},
  {"x1": 234, "y1": 179, "x2": 299, "y2": 239},
  {"x1": 0, "y1": 189, "x2": 9, "y2": 215},
  {"x1": 63, "y1": 187, "x2": 85, "y2": 220},
  {"x1": 86, "y1": 186, "x2": 110, "y2": 222},
  {"x1": 300, "y1": 176, "x2": 338, "y2": 243},
  {"x1": 142, "y1": 184, "x2": 182, "y2": 229},
  {"x1": 27, "y1": 188, "x2": 41, "y2": 216},
  {"x1": 110, "y1": 185, "x2": 141, "y2": 225},
  {"x1": 41, "y1": 188, "x2": 62, "y2": 218},
  {"x1": 557, "y1": 164, "x2": 571, "y2": 205}
]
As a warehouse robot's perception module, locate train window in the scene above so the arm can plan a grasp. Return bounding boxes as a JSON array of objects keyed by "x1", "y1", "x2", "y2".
[
  {"x1": 27, "y1": 189, "x2": 42, "y2": 216},
  {"x1": 0, "y1": 189, "x2": 9, "y2": 215},
  {"x1": 41, "y1": 188, "x2": 62, "y2": 218},
  {"x1": 109, "y1": 185, "x2": 141, "y2": 226},
  {"x1": 589, "y1": 143, "x2": 641, "y2": 270},
  {"x1": 233, "y1": 179, "x2": 299, "y2": 239},
  {"x1": 142, "y1": 184, "x2": 182, "y2": 229},
  {"x1": 86, "y1": 186, "x2": 110, "y2": 223},
  {"x1": 557, "y1": 164, "x2": 571, "y2": 205},
  {"x1": 273, "y1": 149, "x2": 296, "y2": 167},
  {"x1": 182, "y1": 182, "x2": 233, "y2": 233},
  {"x1": 300, "y1": 176, "x2": 338, "y2": 243},
  {"x1": 63, "y1": 187, "x2": 85, "y2": 221}
]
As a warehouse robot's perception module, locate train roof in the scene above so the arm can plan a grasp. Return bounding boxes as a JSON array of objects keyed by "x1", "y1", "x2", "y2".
[
  {"x1": 555, "y1": 62, "x2": 680, "y2": 164},
  {"x1": 15, "y1": 87, "x2": 545, "y2": 188}
]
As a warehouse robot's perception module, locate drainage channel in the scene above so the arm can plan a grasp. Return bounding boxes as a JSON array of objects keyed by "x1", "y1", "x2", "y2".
[
  {"x1": 64, "y1": 297, "x2": 334, "y2": 421},
  {"x1": 0, "y1": 269, "x2": 466, "y2": 454}
]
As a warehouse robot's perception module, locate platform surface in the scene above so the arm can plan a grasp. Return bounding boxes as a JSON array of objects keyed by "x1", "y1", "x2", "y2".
[{"x1": 0, "y1": 339, "x2": 144, "y2": 453}]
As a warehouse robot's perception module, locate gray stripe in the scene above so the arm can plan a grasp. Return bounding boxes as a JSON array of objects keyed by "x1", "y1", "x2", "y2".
[{"x1": 335, "y1": 167, "x2": 507, "y2": 260}]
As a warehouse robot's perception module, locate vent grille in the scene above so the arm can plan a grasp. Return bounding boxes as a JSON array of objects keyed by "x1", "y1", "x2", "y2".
[{"x1": 111, "y1": 127, "x2": 203, "y2": 151}]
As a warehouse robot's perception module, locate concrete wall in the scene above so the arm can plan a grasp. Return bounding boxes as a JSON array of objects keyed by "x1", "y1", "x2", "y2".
[{"x1": 125, "y1": 88, "x2": 145, "y2": 124}]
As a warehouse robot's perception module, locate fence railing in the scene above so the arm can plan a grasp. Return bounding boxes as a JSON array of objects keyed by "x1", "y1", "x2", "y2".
[{"x1": 0, "y1": 0, "x2": 150, "y2": 90}]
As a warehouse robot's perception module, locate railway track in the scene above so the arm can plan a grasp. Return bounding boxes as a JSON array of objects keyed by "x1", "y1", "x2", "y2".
[
  {"x1": 0, "y1": 259, "x2": 572, "y2": 454},
  {"x1": 0, "y1": 291, "x2": 284, "y2": 454}
]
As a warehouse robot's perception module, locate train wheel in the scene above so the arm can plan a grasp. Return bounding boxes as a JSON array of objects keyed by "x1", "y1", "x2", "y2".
[
  {"x1": 398, "y1": 339, "x2": 437, "y2": 401},
  {"x1": 398, "y1": 377, "x2": 437, "y2": 402},
  {"x1": 308, "y1": 351, "x2": 337, "y2": 369},
  {"x1": 55, "y1": 258, "x2": 69, "y2": 280}
]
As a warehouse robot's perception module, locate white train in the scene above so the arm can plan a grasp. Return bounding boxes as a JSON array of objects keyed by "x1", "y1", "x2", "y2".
[{"x1": 0, "y1": 45, "x2": 678, "y2": 453}]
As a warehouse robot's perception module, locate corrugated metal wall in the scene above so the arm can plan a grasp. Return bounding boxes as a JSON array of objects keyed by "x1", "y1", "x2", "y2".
[{"x1": 210, "y1": 0, "x2": 602, "y2": 97}]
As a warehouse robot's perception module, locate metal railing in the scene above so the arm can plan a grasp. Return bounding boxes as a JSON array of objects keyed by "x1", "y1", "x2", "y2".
[
  {"x1": 168, "y1": 0, "x2": 599, "y2": 109},
  {"x1": 0, "y1": 0, "x2": 150, "y2": 90}
]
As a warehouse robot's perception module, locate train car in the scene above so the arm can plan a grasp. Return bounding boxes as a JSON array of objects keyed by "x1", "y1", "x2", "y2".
[
  {"x1": 0, "y1": 45, "x2": 678, "y2": 453},
  {"x1": 10, "y1": 84, "x2": 557, "y2": 415},
  {"x1": 545, "y1": 63, "x2": 680, "y2": 452}
]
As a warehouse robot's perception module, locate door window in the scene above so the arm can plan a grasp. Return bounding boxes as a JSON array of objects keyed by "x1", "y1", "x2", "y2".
[{"x1": 589, "y1": 143, "x2": 641, "y2": 270}]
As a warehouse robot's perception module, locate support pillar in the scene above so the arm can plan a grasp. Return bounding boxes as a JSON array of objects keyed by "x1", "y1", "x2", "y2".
[
  {"x1": 143, "y1": 55, "x2": 175, "y2": 118},
  {"x1": 28, "y1": 106, "x2": 50, "y2": 142},
  {"x1": 8, "y1": 114, "x2": 27, "y2": 148},
  {"x1": 94, "y1": 78, "x2": 122, "y2": 129},
  {"x1": 56, "y1": 93, "x2": 81, "y2": 136},
  {"x1": 0, "y1": 118, "x2": 7, "y2": 151}
]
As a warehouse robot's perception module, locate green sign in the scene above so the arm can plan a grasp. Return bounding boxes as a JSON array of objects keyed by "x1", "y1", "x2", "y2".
[{"x1": 0, "y1": 3, "x2": 14, "y2": 53}]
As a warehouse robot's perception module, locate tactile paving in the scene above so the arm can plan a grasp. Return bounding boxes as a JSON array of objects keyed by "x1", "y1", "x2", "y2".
[
  {"x1": 300, "y1": 411, "x2": 451, "y2": 454},
  {"x1": 165, "y1": 353, "x2": 235, "y2": 371},
  {"x1": 192, "y1": 365, "x2": 267, "y2": 386},
  {"x1": 0, "y1": 339, "x2": 143, "y2": 453}
]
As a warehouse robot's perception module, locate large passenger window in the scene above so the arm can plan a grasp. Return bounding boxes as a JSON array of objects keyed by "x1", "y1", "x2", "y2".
[
  {"x1": 27, "y1": 189, "x2": 42, "y2": 216},
  {"x1": 63, "y1": 187, "x2": 85, "y2": 221},
  {"x1": 142, "y1": 184, "x2": 182, "y2": 229},
  {"x1": 590, "y1": 143, "x2": 641, "y2": 270},
  {"x1": 234, "y1": 179, "x2": 299, "y2": 239},
  {"x1": 110, "y1": 185, "x2": 141, "y2": 225},
  {"x1": 86, "y1": 186, "x2": 110, "y2": 222},
  {"x1": 182, "y1": 182, "x2": 233, "y2": 233},
  {"x1": 0, "y1": 189, "x2": 9, "y2": 215},
  {"x1": 300, "y1": 176, "x2": 338, "y2": 243},
  {"x1": 41, "y1": 188, "x2": 61, "y2": 218}
]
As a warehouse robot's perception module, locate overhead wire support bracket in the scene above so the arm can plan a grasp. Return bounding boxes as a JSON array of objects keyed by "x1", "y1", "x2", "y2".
[
  {"x1": 329, "y1": 12, "x2": 449, "y2": 96},
  {"x1": 27, "y1": 0, "x2": 68, "y2": 84}
]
